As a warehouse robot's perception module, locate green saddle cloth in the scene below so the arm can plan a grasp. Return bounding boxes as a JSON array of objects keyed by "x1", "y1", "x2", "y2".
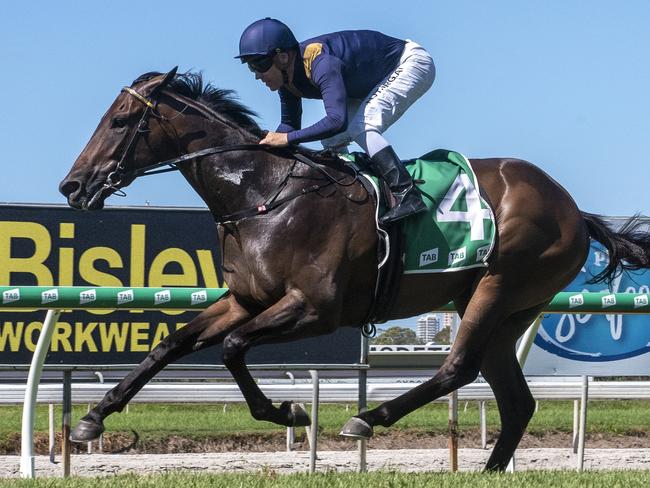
[{"x1": 345, "y1": 149, "x2": 496, "y2": 273}]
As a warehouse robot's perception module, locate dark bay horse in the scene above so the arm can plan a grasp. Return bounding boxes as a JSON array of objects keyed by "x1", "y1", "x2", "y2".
[{"x1": 59, "y1": 68, "x2": 650, "y2": 471}]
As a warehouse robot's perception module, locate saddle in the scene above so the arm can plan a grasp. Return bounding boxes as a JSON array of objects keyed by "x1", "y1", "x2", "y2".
[{"x1": 341, "y1": 149, "x2": 497, "y2": 328}]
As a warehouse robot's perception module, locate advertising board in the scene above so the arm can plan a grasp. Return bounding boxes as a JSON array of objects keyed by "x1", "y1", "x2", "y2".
[
  {"x1": 524, "y1": 219, "x2": 650, "y2": 375},
  {"x1": 0, "y1": 204, "x2": 360, "y2": 366}
]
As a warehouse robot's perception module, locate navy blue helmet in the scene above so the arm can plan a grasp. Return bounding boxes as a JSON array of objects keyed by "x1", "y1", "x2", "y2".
[{"x1": 236, "y1": 18, "x2": 298, "y2": 60}]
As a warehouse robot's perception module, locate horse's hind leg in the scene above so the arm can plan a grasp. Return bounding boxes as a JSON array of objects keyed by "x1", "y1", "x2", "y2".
[
  {"x1": 480, "y1": 306, "x2": 544, "y2": 471},
  {"x1": 341, "y1": 278, "x2": 509, "y2": 437},
  {"x1": 70, "y1": 295, "x2": 252, "y2": 442}
]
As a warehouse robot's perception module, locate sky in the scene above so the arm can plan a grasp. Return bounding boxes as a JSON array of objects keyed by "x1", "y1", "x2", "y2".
[{"x1": 1, "y1": 1, "x2": 649, "y2": 330}]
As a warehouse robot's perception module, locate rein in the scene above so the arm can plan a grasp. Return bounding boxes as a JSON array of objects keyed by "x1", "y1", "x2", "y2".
[{"x1": 106, "y1": 84, "x2": 361, "y2": 225}]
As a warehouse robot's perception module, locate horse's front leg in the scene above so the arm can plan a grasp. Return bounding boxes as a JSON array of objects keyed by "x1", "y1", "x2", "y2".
[
  {"x1": 70, "y1": 295, "x2": 252, "y2": 442},
  {"x1": 222, "y1": 288, "x2": 319, "y2": 427}
]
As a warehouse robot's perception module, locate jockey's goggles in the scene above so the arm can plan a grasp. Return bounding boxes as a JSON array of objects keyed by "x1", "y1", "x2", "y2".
[{"x1": 246, "y1": 55, "x2": 275, "y2": 73}]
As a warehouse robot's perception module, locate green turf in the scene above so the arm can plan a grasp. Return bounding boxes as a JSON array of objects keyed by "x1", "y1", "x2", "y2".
[
  {"x1": 1, "y1": 471, "x2": 650, "y2": 488},
  {"x1": 1, "y1": 400, "x2": 650, "y2": 440}
]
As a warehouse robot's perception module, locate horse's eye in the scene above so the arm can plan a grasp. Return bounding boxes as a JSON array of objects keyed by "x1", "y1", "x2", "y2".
[{"x1": 111, "y1": 117, "x2": 128, "y2": 129}]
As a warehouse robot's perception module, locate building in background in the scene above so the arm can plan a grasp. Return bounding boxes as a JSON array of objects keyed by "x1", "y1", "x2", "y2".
[
  {"x1": 416, "y1": 314, "x2": 442, "y2": 343},
  {"x1": 442, "y1": 312, "x2": 460, "y2": 332},
  {"x1": 415, "y1": 312, "x2": 462, "y2": 343}
]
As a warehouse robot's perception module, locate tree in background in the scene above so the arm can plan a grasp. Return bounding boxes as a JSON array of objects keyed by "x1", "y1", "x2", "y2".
[
  {"x1": 432, "y1": 327, "x2": 451, "y2": 344},
  {"x1": 372, "y1": 327, "x2": 423, "y2": 345}
]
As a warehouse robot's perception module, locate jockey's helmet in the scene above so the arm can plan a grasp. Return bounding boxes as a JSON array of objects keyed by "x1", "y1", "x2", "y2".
[{"x1": 235, "y1": 18, "x2": 298, "y2": 61}]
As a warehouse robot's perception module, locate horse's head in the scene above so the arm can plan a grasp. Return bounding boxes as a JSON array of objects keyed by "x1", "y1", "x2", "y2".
[{"x1": 59, "y1": 67, "x2": 178, "y2": 210}]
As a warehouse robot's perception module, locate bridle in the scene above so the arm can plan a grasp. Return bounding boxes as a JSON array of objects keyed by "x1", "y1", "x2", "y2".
[
  {"x1": 101, "y1": 86, "x2": 158, "y2": 197},
  {"x1": 101, "y1": 85, "x2": 255, "y2": 194},
  {"x1": 96, "y1": 78, "x2": 361, "y2": 224},
  {"x1": 88, "y1": 83, "x2": 169, "y2": 209}
]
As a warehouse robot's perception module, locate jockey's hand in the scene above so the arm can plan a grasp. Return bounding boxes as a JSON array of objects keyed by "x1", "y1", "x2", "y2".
[{"x1": 259, "y1": 131, "x2": 289, "y2": 147}]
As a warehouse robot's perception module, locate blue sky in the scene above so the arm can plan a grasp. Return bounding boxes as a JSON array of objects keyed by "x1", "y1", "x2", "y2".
[{"x1": 1, "y1": 1, "x2": 649, "y2": 330}]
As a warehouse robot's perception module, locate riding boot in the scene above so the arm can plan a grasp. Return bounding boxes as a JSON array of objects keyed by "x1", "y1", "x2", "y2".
[{"x1": 369, "y1": 145, "x2": 427, "y2": 225}]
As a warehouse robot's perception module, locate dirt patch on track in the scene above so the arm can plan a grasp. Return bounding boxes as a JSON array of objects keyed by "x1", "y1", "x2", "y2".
[
  {"x1": 3, "y1": 448, "x2": 650, "y2": 478},
  {"x1": 2, "y1": 429, "x2": 647, "y2": 455}
]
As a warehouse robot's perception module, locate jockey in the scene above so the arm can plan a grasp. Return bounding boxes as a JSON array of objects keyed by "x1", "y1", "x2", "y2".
[{"x1": 236, "y1": 18, "x2": 435, "y2": 225}]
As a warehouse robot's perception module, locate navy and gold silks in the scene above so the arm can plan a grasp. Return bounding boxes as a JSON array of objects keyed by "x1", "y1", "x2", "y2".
[{"x1": 277, "y1": 30, "x2": 406, "y2": 144}]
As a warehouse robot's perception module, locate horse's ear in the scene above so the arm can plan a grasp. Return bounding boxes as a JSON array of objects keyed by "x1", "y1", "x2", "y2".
[{"x1": 151, "y1": 66, "x2": 178, "y2": 97}]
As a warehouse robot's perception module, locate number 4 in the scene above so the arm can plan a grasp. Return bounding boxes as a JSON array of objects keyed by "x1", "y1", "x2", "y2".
[{"x1": 436, "y1": 174, "x2": 491, "y2": 241}]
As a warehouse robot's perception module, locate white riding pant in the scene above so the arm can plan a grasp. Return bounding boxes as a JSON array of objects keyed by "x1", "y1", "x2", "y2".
[{"x1": 321, "y1": 40, "x2": 436, "y2": 153}]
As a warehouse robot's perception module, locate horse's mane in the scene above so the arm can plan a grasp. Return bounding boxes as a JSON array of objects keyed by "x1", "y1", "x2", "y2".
[
  {"x1": 132, "y1": 71, "x2": 263, "y2": 136},
  {"x1": 132, "y1": 71, "x2": 352, "y2": 171}
]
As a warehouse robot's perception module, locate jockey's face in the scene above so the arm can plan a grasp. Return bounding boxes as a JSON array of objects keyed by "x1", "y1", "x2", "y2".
[{"x1": 251, "y1": 52, "x2": 292, "y2": 92}]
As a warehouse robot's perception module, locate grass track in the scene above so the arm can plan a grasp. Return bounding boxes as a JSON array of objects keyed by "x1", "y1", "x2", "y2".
[
  {"x1": 1, "y1": 471, "x2": 650, "y2": 488},
  {"x1": 2, "y1": 400, "x2": 650, "y2": 439}
]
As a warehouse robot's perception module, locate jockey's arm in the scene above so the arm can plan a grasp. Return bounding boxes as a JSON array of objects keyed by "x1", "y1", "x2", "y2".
[
  {"x1": 277, "y1": 88, "x2": 302, "y2": 133},
  {"x1": 284, "y1": 55, "x2": 348, "y2": 144}
]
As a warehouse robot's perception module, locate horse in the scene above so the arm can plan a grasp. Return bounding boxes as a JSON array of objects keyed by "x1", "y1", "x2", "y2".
[{"x1": 59, "y1": 68, "x2": 650, "y2": 471}]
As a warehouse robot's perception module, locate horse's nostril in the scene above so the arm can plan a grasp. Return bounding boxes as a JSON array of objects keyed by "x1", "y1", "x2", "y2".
[{"x1": 59, "y1": 179, "x2": 81, "y2": 198}]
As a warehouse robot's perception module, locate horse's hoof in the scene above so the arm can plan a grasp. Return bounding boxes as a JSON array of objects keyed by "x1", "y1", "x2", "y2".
[
  {"x1": 70, "y1": 419, "x2": 104, "y2": 442},
  {"x1": 339, "y1": 417, "x2": 373, "y2": 439},
  {"x1": 289, "y1": 402, "x2": 311, "y2": 427}
]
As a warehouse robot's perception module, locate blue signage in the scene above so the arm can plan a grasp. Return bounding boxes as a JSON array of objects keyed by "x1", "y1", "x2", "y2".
[{"x1": 535, "y1": 241, "x2": 650, "y2": 362}]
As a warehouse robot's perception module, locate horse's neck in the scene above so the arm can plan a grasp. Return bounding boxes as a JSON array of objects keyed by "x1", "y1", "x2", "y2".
[{"x1": 175, "y1": 114, "x2": 294, "y2": 219}]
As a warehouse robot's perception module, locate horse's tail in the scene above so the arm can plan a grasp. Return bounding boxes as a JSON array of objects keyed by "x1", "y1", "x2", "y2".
[{"x1": 581, "y1": 211, "x2": 650, "y2": 284}]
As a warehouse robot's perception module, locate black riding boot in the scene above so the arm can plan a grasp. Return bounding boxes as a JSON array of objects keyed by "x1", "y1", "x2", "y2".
[{"x1": 369, "y1": 146, "x2": 427, "y2": 225}]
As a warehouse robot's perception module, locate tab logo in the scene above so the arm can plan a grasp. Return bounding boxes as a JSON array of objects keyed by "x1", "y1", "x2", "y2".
[
  {"x1": 448, "y1": 247, "x2": 467, "y2": 266},
  {"x1": 476, "y1": 245, "x2": 490, "y2": 262},
  {"x1": 191, "y1": 290, "x2": 208, "y2": 305},
  {"x1": 154, "y1": 290, "x2": 171, "y2": 305},
  {"x1": 419, "y1": 248, "x2": 439, "y2": 267},
  {"x1": 117, "y1": 290, "x2": 134, "y2": 305},
  {"x1": 80, "y1": 289, "x2": 97, "y2": 305},
  {"x1": 634, "y1": 294, "x2": 648, "y2": 308},
  {"x1": 41, "y1": 289, "x2": 59, "y2": 304},
  {"x1": 569, "y1": 294, "x2": 584, "y2": 308},
  {"x1": 2, "y1": 288, "x2": 20, "y2": 304},
  {"x1": 602, "y1": 294, "x2": 617, "y2": 308}
]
